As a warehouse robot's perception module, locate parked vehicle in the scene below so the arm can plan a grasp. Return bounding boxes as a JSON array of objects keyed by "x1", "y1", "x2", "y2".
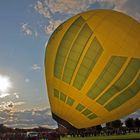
[{"x1": 26, "y1": 131, "x2": 38, "y2": 138}]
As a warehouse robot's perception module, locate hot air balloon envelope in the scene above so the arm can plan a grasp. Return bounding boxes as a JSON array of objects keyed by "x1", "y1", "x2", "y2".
[{"x1": 45, "y1": 10, "x2": 140, "y2": 128}]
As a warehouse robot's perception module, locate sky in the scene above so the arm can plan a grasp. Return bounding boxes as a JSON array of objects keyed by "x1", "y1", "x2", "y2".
[{"x1": 0, "y1": 0, "x2": 140, "y2": 129}]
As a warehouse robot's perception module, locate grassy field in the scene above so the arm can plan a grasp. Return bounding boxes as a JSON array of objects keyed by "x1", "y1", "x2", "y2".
[{"x1": 61, "y1": 133, "x2": 140, "y2": 140}]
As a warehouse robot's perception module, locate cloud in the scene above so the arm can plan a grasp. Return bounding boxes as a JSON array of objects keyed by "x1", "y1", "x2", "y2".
[
  {"x1": 34, "y1": 0, "x2": 95, "y2": 34},
  {"x1": 21, "y1": 23, "x2": 33, "y2": 36},
  {"x1": 14, "y1": 102, "x2": 25, "y2": 106},
  {"x1": 32, "y1": 64, "x2": 41, "y2": 70},
  {"x1": 0, "y1": 107, "x2": 57, "y2": 129},
  {"x1": 0, "y1": 93, "x2": 10, "y2": 98},
  {"x1": 0, "y1": 101, "x2": 25, "y2": 112},
  {"x1": 0, "y1": 92, "x2": 20, "y2": 99},
  {"x1": 44, "y1": 19, "x2": 62, "y2": 34},
  {"x1": 34, "y1": 0, "x2": 121, "y2": 17},
  {"x1": 1, "y1": 106, "x2": 140, "y2": 129},
  {"x1": 34, "y1": 1, "x2": 51, "y2": 18},
  {"x1": 25, "y1": 78, "x2": 30, "y2": 83},
  {"x1": 113, "y1": 0, "x2": 140, "y2": 21},
  {"x1": 120, "y1": 109, "x2": 140, "y2": 124},
  {"x1": 126, "y1": 109, "x2": 140, "y2": 119},
  {"x1": 33, "y1": 0, "x2": 140, "y2": 36},
  {"x1": 34, "y1": 0, "x2": 97, "y2": 35},
  {"x1": 35, "y1": 31, "x2": 38, "y2": 37},
  {"x1": 13, "y1": 92, "x2": 19, "y2": 99},
  {"x1": 0, "y1": 101, "x2": 14, "y2": 111},
  {"x1": 46, "y1": 0, "x2": 91, "y2": 15}
]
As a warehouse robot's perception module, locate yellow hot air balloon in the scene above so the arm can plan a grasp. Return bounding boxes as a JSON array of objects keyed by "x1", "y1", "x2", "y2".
[{"x1": 45, "y1": 9, "x2": 140, "y2": 129}]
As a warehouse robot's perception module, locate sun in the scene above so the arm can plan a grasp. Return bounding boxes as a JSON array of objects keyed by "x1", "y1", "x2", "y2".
[{"x1": 0, "y1": 75, "x2": 12, "y2": 92}]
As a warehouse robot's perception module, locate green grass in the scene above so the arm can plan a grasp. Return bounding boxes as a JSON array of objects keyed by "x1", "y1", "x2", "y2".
[{"x1": 61, "y1": 133, "x2": 140, "y2": 140}]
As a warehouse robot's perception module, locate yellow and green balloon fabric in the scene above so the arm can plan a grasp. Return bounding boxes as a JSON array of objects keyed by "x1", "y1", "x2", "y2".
[{"x1": 45, "y1": 10, "x2": 140, "y2": 128}]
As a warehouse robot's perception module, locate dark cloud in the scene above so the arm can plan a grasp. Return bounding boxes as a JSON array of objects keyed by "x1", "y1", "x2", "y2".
[{"x1": 0, "y1": 108, "x2": 57, "y2": 129}]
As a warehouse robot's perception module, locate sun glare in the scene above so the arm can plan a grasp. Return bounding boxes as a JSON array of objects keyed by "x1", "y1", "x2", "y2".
[{"x1": 0, "y1": 75, "x2": 12, "y2": 92}]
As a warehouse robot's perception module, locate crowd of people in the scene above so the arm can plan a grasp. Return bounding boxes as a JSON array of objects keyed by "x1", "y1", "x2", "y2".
[
  {"x1": 0, "y1": 128, "x2": 140, "y2": 140},
  {"x1": 0, "y1": 131, "x2": 60, "y2": 140},
  {"x1": 0, "y1": 129, "x2": 140, "y2": 140}
]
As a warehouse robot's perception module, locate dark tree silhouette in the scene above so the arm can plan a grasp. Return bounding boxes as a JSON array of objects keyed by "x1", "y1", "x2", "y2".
[
  {"x1": 134, "y1": 118, "x2": 140, "y2": 132},
  {"x1": 134, "y1": 118, "x2": 140, "y2": 128},
  {"x1": 125, "y1": 118, "x2": 134, "y2": 133},
  {"x1": 0, "y1": 124, "x2": 5, "y2": 133},
  {"x1": 125, "y1": 118, "x2": 134, "y2": 128},
  {"x1": 111, "y1": 120, "x2": 122, "y2": 128},
  {"x1": 96, "y1": 125, "x2": 102, "y2": 131},
  {"x1": 106, "y1": 122, "x2": 112, "y2": 129},
  {"x1": 95, "y1": 125, "x2": 102, "y2": 135},
  {"x1": 0, "y1": 124, "x2": 13, "y2": 133}
]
